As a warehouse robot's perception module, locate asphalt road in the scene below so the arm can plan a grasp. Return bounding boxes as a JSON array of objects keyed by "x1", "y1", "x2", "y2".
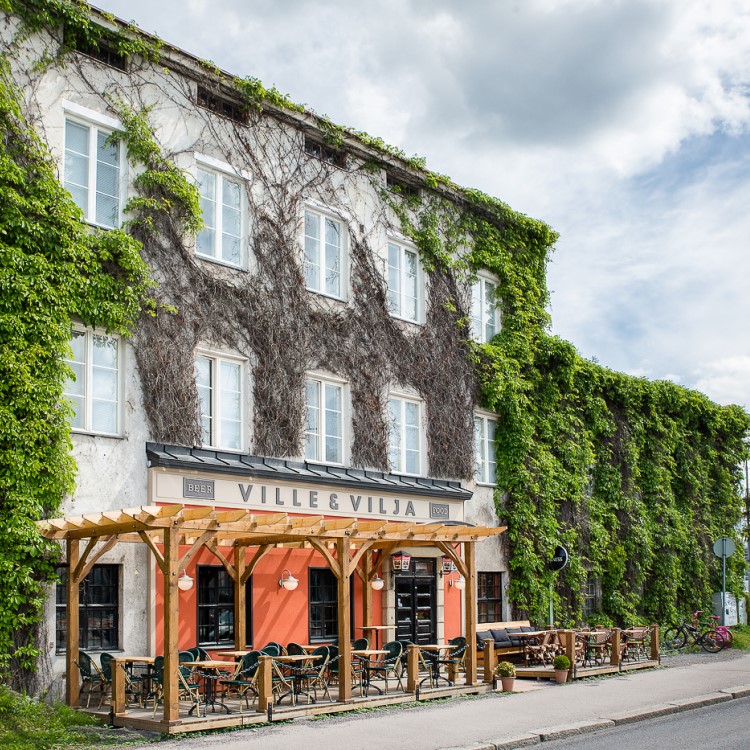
[{"x1": 543, "y1": 696, "x2": 750, "y2": 749}]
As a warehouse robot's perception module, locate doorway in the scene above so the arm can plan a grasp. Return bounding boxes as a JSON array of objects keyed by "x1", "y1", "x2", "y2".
[{"x1": 394, "y1": 558, "x2": 436, "y2": 644}]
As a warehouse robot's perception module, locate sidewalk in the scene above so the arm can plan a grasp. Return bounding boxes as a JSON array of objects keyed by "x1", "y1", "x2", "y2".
[{"x1": 132, "y1": 650, "x2": 750, "y2": 750}]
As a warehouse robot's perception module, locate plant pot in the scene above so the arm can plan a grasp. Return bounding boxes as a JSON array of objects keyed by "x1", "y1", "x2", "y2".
[
  {"x1": 500, "y1": 676, "x2": 515, "y2": 692},
  {"x1": 554, "y1": 669, "x2": 568, "y2": 685}
]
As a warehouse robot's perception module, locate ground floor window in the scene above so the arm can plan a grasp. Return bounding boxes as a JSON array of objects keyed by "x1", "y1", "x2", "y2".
[
  {"x1": 477, "y1": 571, "x2": 503, "y2": 623},
  {"x1": 309, "y1": 568, "x2": 338, "y2": 641},
  {"x1": 56, "y1": 564, "x2": 119, "y2": 652},
  {"x1": 197, "y1": 566, "x2": 253, "y2": 647},
  {"x1": 583, "y1": 576, "x2": 602, "y2": 619}
]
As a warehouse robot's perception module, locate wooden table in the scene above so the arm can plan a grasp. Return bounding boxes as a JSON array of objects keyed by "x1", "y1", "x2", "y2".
[
  {"x1": 352, "y1": 649, "x2": 387, "y2": 696},
  {"x1": 418, "y1": 644, "x2": 456, "y2": 688},
  {"x1": 359, "y1": 625, "x2": 391, "y2": 650},
  {"x1": 183, "y1": 660, "x2": 237, "y2": 714},
  {"x1": 216, "y1": 650, "x2": 252, "y2": 661},
  {"x1": 274, "y1": 653, "x2": 322, "y2": 705}
]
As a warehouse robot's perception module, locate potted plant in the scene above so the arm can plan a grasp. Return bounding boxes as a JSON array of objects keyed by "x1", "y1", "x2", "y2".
[
  {"x1": 494, "y1": 661, "x2": 516, "y2": 692},
  {"x1": 553, "y1": 654, "x2": 570, "y2": 684}
]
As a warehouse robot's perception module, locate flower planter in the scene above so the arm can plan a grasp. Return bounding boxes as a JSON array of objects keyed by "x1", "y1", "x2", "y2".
[
  {"x1": 554, "y1": 669, "x2": 568, "y2": 684},
  {"x1": 500, "y1": 676, "x2": 515, "y2": 692}
]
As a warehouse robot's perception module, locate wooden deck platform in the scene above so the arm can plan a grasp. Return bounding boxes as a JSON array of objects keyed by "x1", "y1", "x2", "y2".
[
  {"x1": 516, "y1": 659, "x2": 659, "y2": 681},
  {"x1": 84, "y1": 680, "x2": 494, "y2": 734}
]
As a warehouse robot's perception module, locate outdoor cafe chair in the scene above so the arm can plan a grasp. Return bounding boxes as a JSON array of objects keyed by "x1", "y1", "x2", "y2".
[
  {"x1": 300, "y1": 645, "x2": 331, "y2": 702},
  {"x1": 438, "y1": 636, "x2": 467, "y2": 683},
  {"x1": 220, "y1": 650, "x2": 260, "y2": 711},
  {"x1": 177, "y1": 657, "x2": 203, "y2": 717},
  {"x1": 73, "y1": 650, "x2": 109, "y2": 708},
  {"x1": 623, "y1": 626, "x2": 650, "y2": 661},
  {"x1": 262, "y1": 642, "x2": 284, "y2": 655},
  {"x1": 149, "y1": 656, "x2": 165, "y2": 717},
  {"x1": 286, "y1": 642, "x2": 306, "y2": 657},
  {"x1": 524, "y1": 630, "x2": 554, "y2": 666},
  {"x1": 368, "y1": 640, "x2": 403, "y2": 693}
]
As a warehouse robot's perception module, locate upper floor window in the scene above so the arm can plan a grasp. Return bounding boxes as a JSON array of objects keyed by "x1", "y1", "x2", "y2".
[
  {"x1": 196, "y1": 166, "x2": 243, "y2": 267},
  {"x1": 64, "y1": 118, "x2": 121, "y2": 228},
  {"x1": 387, "y1": 241, "x2": 422, "y2": 323},
  {"x1": 471, "y1": 276, "x2": 499, "y2": 343},
  {"x1": 63, "y1": 328, "x2": 121, "y2": 435},
  {"x1": 474, "y1": 414, "x2": 497, "y2": 485},
  {"x1": 304, "y1": 209, "x2": 345, "y2": 298},
  {"x1": 388, "y1": 394, "x2": 423, "y2": 475},
  {"x1": 305, "y1": 376, "x2": 345, "y2": 464},
  {"x1": 195, "y1": 352, "x2": 243, "y2": 450}
]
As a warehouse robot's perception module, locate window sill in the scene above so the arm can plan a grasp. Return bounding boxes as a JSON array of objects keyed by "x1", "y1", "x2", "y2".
[
  {"x1": 305, "y1": 288, "x2": 348, "y2": 304},
  {"x1": 389, "y1": 313, "x2": 423, "y2": 326},
  {"x1": 70, "y1": 429, "x2": 125, "y2": 440},
  {"x1": 195, "y1": 253, "x2": 247, "y2": 271},
  {"x1": 475, "y1": 481, "x2": 498, "y2": 488}
]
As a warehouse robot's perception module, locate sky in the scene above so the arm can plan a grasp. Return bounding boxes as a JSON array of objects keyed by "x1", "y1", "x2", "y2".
[{"x1": 94, "y1": 0, "x2": 750, "y2": 410}]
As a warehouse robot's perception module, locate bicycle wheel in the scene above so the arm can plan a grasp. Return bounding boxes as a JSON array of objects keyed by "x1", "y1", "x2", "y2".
[
  {"x1": 663, "y1": 627, "x2": 686, "y2": 650},
  {"x1": 720, "y1": 629, "x2": 734, "y2": 649},
  {"x1": 700, "y1": 629, "x2": 722, "y2": 653}
]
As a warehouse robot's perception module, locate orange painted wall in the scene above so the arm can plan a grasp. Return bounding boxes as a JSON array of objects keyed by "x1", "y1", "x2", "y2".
[{"x1": 154, "y1": 532, "x2": 385, "y2": 654}]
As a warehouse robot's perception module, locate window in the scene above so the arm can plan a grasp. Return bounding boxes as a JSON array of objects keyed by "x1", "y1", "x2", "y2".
[
  {"x1": 196, "y1": 167, "x2": 243, "y2": 267},
  {"x1": 196, "y1": 87, "x2": 248, "y2": 124},
  {"x1": 56, "y1": 565, "x2": 119, "y2": 652},
  {"x1": 583, "y1": 577, "x2": 602, "y2": 619},
  {"x1": 63, "y1": 328, "x2": 121, "y2": 435},
  {"x1": 387, "y1": 241, "x2": 422, "y2": 323},
  {"x1": 195, "y1": 353, "x2": 243, "y2": 450},
  {"x1": 304, "y1": 137, "x2": 346, "y2": 167},
  {"x1": 474, "y1": 414, "x2": 497, "y2": 485},
  {"x1": 304, "y1": 209, "x2": 345, "y2": 298},
  {"x1": 471, "y1": 276, "x2": 499, "y2": 343},
  {"x1": 64, "y1": 23, "x2": 128, "y2": 70},
  {"x1": 309, "y1": 568, "x2": 338, "y2": 641},
  {"x1": 477, "y1": 572, "x2": 503, "y2": 623},
  {"x1": 305, "y1": 376, "x2": 344, "y2": 464},
  {"x1": 197, "y1": 566, "x2": 232, "y2": 646},
  {"x1": 388, "y1": 395, "x2": 423, "y2": 475},
  {"x1": 64, "y1": 117, "x2": 121, "y2": 228}
]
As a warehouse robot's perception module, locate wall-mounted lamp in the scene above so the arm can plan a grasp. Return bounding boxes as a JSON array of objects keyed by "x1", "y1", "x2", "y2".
[
  {"x1": 450, "y1": 575, "x2": 466, "y2": 590},
  {"x1": 279, "y1": 569, "x2": 299, "y2": 591},
  {"x1": 371, "y1": 574, "x2": 385, "y2": 591},
  {"x1": 177, "y1": 572, "x2": 194, "y2": 591}
]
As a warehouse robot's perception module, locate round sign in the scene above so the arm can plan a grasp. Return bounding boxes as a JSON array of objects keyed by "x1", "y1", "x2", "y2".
[
  {"x1": 548, "y1": 545, "x2": 569, "y2": 572},
  {"x1": 713, "y1": 537, "x2": 736, "y2": 558}
]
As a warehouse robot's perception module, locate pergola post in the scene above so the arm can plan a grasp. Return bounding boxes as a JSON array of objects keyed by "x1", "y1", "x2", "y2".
[
  {"x1": 336, "y1": 537, "x2": 352, "y2": 702},
  {"x1": 162, "y1": 525, "x2": 180, "y2": 723},
  {"x1": 234, "y1": 546, "x2": 246, "y2": 650},
  {"x1": 463, "y1": 541, "x2": 477, "y2": 685},
  {"x1": 65, "y1": 539, "x2": 80, "y2": 707},
  {"x1": 362, "y1": 550, "x2": 372, "y2": 629}
]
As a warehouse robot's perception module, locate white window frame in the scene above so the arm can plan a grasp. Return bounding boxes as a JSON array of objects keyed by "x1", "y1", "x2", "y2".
[
  {"x1": 304, "y1": 373, "x2": 348, "y2": 466},
  {"x1": 386, "y1": 239, "x2": 424, "y2": 324},
  {"x1": 195, "y1": 350, "x2": 246, "y2": 452},
  {"x1": 63, "y1": 326, "x2": 123, "y2": 437},
  {"x1": 471, "y1": 273, "x2": 500, "y2": 343},
  {"x1": 303, "y1": 206, "x2": 348, "y2": 300},
  {"x1": 474, "y1": 412, "x2": 498, "y2": 486},
  {"x1": 62, "y1": 102, "x2": 125, "y2": 229},
  {"x1": 195, "y1": 156, "x2": 246, "y2": 269},
  {"x1": 388, "y1": 392, "x2": 425, "y2": 476}
]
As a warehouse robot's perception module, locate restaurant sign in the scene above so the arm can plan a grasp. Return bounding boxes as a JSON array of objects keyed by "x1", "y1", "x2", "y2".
[{"x1": 152, "y1": 469, "x2": 464, "y2": 524}]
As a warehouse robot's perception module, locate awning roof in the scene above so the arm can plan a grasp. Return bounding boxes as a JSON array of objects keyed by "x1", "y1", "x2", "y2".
[{"x1": 36, "y1": 504, "x2": 505, "y2": 548}]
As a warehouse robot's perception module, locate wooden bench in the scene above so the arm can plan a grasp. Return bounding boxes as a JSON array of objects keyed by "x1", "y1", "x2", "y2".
[{"x1": 475, "y1": 620, "x2": 532, "y2": 674}]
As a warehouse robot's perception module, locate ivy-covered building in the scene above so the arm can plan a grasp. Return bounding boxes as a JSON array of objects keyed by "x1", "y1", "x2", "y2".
[{"x1": 1, "y1": 1, "x2": 748, "y2": 694}]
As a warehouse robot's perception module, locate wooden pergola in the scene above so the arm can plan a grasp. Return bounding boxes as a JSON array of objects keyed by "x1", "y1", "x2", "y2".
[{"x1": 37, "y1": 505, "x2": 505, "y2": 726}]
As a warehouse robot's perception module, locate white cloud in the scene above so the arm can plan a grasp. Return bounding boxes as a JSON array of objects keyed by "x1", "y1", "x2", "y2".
[{"x1": 92, "y1": 0, "x2": 750, "y2": 409}]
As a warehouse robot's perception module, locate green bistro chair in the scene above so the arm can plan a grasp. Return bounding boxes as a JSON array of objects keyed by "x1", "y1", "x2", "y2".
[
  {"x1": 149, "y1": 656, "x2": 165, "y2": 717},
  {"x1": 300, "y1": 645, "x2": 331, "y2": 702},
  {"x1": 178, "y1": 652, "x2": 203, "y2": 716},
  {"x1": 220, "y1": 650, "x2": 260, "y2": 711},
  {"x1": 439, "y1": 636, "x2": 467, "y2": 684},
  {"x1": 369, "y1": 640, "x2": 404, "y2": 693},
  {"x1": 286, "y1": 642, "x2": 306, "y2": 657},
  {"x1": 74, "y1": 651, "x2": 108, "y2": 708},
  {"x1": 261, "y1": 643, "x2": 281, "y2": 657}
]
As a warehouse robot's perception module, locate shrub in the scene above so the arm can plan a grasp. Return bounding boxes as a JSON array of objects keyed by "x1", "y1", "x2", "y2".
[{"x1": 553, "y1": 654, "x2": 571, "y2": 671}]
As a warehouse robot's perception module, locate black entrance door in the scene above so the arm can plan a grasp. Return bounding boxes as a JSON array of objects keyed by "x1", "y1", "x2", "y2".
[{"x1": 395, "y1": 558, "x2": 436, "y2": 644}]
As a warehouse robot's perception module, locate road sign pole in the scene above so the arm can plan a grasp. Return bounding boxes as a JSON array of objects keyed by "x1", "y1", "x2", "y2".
[{"x1": 549, "y1": 579, "x2": 554, "y2": 628}]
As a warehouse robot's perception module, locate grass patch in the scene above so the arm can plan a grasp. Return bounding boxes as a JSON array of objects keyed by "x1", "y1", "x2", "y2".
[
  {"x1": 0, "y1": 685, "x2": 111, "y2": 749},
  {"x1": 730, "y1": 625, "x2": 750, "y2": 651}
]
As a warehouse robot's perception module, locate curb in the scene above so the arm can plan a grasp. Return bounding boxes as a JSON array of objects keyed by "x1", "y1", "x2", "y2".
[{"x1": 438, "y1": 684, "x2": 750, "y2": 750}]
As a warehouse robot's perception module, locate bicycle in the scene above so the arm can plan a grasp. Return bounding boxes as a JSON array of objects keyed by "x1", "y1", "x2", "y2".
[{"x1": 662, "y1": 611, "x2": 723, "y2": 653}]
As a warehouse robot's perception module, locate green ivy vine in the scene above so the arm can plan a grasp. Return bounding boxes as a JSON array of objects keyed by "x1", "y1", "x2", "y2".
[{"x1": 0, "y1": 59, "x2": 154, "y2": 688}]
